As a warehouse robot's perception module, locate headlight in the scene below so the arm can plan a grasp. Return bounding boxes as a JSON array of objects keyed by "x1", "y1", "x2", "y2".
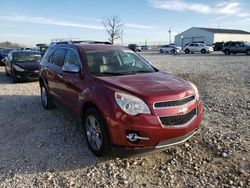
[
  {"x1": 115, "y1": 92, "x2": 150, "y2": 115},
  {"x1": 13, "y1": 65, "x2": 25, "y2": 72},
  {"x1": 189, "y1": 82, "x2": 200, "y2": 101}
]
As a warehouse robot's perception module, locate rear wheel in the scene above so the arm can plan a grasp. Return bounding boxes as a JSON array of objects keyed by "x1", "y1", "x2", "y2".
[
  {"x1": 83, "y1": 107, "x2": 111, "y2": 156},
  {"x1": 246, "y1": 49, "x2": 250, "y2": 55},
  {"x1": 40, "y1": 84, "x2": 53, "y2": 109},
  {"x1": 185, "y1": 49, "x2": 190, "y2": 54},
  {"x1": 160, "y1": 49, "x2": 163, "y2": 53}
]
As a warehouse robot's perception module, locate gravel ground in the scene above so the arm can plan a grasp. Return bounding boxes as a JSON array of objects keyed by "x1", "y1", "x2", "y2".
[{"x1": 0, "y1": 53, "x2": 249, "y2": 187}]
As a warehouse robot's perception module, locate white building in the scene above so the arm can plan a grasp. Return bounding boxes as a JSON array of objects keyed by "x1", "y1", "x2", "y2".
[{"x1": 175, "y1": 27, "x2": 250, "y2": 47}]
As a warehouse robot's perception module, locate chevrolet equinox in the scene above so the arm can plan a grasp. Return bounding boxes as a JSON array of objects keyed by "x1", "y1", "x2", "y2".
[{"x1": 39, "y1": 41, "x2": 202, "y2": 156}]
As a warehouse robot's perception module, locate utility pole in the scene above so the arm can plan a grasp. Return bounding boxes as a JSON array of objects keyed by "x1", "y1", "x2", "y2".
[
  {"x1": 168, "y1": 28, "x2": 171, "y2": 44},
  {"x1": 121, "y1": 30, "x2": 123, "y2": 46}
]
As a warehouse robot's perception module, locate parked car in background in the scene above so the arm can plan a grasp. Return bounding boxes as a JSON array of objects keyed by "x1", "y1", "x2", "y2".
[
  {"x1": 141, "y1": 45, "x2": 151, "y2": 51},
  {"x1": 36, "y1": 43, "x2": 49, "y2": 56},
  {"x1": 128, "y1": 44, "x2": 141, "y2": 52},
  {"x1": 222, "y1": 41, "x2": 250, "y2": 55},
  {"x1": 39, "y1": 41, "x2": 202, "y2": 156},
  {"x1": 212, "y1": 42, "x2": 224, "y2": 51},
  {"x1": 159, "y1": 45, "x2": 181, "y2": 53},
  {"x1": 4, "y1": 50, "x2": 42, "y2": 82},
  {"x1": 0, "y1": 48, "x2": 13, "y2": 66},
  {"x1": 183, "y1": 43, "x2": 213, "y2": 54}
]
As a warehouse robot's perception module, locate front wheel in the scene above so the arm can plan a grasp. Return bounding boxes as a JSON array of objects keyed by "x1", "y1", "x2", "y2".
[
  {"x1": 224, "y1": 50, "x2": 230, "y2": 55},
  {"x1": 201, "y1": 49, "x2": 206, "y2": 54},
  {"x1": 5, "y1": 66, "x2": 10, "y2": 76},
  {"x1": 83, "y1": 107, "x2": 111, "y2": 156},
  {"x1": 246, "y1": 49, "x2": 250, "y2": 55},
  {"x1": 171, "y1": 49, "x2": 175, "y2": 53},
  {"x1": 185, "y1": 49, "x2": 190, "y2": 54}
]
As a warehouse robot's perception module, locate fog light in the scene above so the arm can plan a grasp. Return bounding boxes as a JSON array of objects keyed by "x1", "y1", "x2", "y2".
[{"x1": 126, "y1": 132, "x2": 149, "y2": 142}]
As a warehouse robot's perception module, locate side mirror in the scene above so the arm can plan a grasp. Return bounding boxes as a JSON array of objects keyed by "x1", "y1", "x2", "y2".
[{"x1": 62, "y1": 64, "x2": 80, "y2": 73}]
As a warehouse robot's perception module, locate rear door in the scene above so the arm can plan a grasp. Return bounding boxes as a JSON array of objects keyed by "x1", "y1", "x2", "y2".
[
  {"x1": 229, "y1": 42, "x2": 236, "y2": 52},
  {"x1": 47, "y1": 48, "x2": 67, "y2": 102},
  {"x1": 60, "y1": 48, "x2": 85, "y2": 116}
]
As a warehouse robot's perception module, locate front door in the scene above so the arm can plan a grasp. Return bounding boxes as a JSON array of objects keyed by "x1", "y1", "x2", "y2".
[{"x1": 60, "y1": 48, "x2": 85, "y2": 117}]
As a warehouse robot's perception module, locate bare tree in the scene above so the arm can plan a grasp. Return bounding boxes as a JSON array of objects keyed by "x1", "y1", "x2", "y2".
[
  {"x1": 102, "y1": 15, "x2": 123, "y2": 44},
  {"x1": 0, "y1": 41, "x2": 23, "y2": 48}
]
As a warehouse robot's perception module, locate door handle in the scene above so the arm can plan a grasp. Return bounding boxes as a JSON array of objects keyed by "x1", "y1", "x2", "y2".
[{"x1": 58, "y1": 74, "x2": 63, "y2": 79}]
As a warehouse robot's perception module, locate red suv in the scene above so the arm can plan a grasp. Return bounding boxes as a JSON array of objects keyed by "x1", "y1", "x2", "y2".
[{"x1": 39, "y1": 41, "x2": 202, "y2": 156}]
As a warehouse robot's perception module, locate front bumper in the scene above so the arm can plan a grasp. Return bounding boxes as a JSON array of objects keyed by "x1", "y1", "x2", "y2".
[
  {"x1": 106, "y1": 101, "x2": 202, "y2": 149},
  {"x1": 13, "y1": 70, "x2": 39, "y2": 81}
]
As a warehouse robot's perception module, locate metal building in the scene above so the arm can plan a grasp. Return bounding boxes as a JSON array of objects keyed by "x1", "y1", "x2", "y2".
[{"x1": 175, "y1": 27, "x2": 250, "y2": 47}]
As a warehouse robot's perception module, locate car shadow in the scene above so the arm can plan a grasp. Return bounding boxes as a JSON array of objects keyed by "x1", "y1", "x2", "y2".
[
  {"x1": 0, "y1": 69, "x2": 13, "y2": 84},
  {"x1": 0, "y1": 94, "x2": 155, "y2": 180},
  {"x1": 0, "y1": 94, "x2": 105, "y2": 179}
]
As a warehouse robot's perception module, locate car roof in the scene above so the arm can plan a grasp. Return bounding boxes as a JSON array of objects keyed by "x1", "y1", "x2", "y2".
[
  {"x1": 50, "y1": 43, "x2": 129, "y2": 51},
  {"x1": 77, "y1": 44, "x2": 128, "y2": 51}
]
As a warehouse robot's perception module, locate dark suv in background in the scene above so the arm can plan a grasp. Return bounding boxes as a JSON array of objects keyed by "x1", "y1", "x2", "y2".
[
  {"x1": 128, "y1": 44, "x2": 141, "y2": 52},
  {"x1": 39, "y1": 40, "x2": 202, "y2": 156},
  {"x1": 222, "y1": 41, "x2": 250, "y2": 55}
]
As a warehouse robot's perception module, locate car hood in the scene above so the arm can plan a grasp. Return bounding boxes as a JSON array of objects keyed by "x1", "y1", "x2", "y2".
[
  {"x1": 14, "y1": 61, "x2": 40, "y2": 71},
  {"x1": 96, "y1": 72, "x2": 194, "y2": 104}
]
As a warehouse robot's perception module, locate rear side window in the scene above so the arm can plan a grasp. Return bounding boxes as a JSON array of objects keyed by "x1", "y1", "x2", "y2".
[
  {"x1": 64, "y1": 49, "x2": 81, "y2": 67},
  {"x1": 51, "y1": 48, "x2": 67, "y2": 67},
  {"x1": 189, "y1": 44, "x2": 194, "y2": 46}
]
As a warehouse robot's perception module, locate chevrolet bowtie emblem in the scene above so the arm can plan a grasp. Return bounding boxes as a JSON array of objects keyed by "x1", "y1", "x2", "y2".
[{"x1": 179, "y1": 106, "x2": 188, "y2": 114}]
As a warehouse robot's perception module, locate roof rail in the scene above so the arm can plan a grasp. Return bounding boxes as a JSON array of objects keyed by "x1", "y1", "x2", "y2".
[
  {"x1": 50, "y1": 40, "x2": 112, "y2": 46},
  {"x1": 73, "y1": 40, "x2": 111, "y2": 45}
]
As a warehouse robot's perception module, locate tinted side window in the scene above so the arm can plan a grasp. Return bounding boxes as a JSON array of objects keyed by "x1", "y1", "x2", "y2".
[
  {"x1": 64, "y1": 49, "x2": 81, "y2": 67},
  {"x1": 189, "y1": 44, "x2": 194, "y2": 46},
  {"x1": 239, "y1": 42, "x2": 244, "y2": 47},
  {"x1": 51, "y1": 48, "x2": 67, "y2": 67},
  {"x1": 230, "y1": 42, "x2": 236, "y2": 47}
]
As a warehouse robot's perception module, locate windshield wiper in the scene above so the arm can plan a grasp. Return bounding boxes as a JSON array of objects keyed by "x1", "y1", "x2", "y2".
[
  {"x1": 133, "y1": 70, "x2": 154, "y2": 73},
  {"x1": 100, "y1": 72, "x2": 133, "y2": 75}
]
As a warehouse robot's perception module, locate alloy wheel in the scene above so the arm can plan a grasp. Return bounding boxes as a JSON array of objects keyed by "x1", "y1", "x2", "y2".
[{"x1": 86, "y1": 115, "x2": 103, "y2": 151}]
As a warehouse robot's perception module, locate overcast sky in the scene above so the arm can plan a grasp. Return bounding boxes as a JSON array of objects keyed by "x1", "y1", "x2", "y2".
[{"x1": 0, "y1": 0, "x2": 250, "y2": 46}]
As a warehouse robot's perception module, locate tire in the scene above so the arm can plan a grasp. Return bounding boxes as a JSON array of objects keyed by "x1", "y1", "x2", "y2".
[
  {"x1": 160, "y1": 49, "x2": 163, "y2": 53},
  {"x1": 5, "y1": 66, "x2": 10, "y2": 76},
  {"x1": 171, "y1": 49, "x2": 175, "y2": 53},
  {"x1": 224, "y1": 50, "x2": 230, "y2": 55},
  {"x1": 40, "y1": 84, "x2": 53, "y2": 109},
  {"x1": 201, "y1": 49, "x2": 206, "y2": 54},
  {"x1": 12, "y1": 76, "x2": 19, "y2": 83},
  {"x1": 185, "y1": 49, "x2": 190, "y2": 54},
  {"x1": 246, "y1": 50, "x2": 250, "y2": 55},
  {"x1": 83, "y1": 107, "x2": 111, "y2": 156}
]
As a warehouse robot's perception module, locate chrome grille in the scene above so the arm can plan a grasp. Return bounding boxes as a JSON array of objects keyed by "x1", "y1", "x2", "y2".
[
  {"x1": 159, "y1": 108, "x2": 197, "y2": 127},
  {"x1": 154, "y1": 95, "x2": 195, "y2": 108}
]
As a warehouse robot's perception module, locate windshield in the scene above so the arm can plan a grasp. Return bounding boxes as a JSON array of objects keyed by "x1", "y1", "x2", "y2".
[
  {"x1": 86, "y1": 50, "x2": 156, "y2": 76},
  {"x1": 13, "y1": 52, "x2": 42, "y2": 62}
]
